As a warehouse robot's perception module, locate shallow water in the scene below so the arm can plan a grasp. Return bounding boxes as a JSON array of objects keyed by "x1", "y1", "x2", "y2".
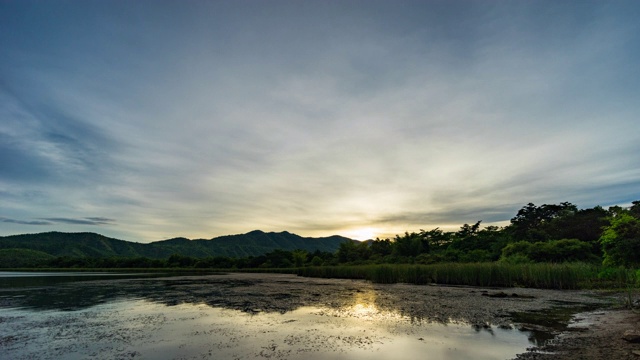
[
  {"x1": 0, "y1": 271, "x2": 140, "y2": 277},
  {"x1": 0, "y1": 271, "x2": 162, "y2": 288},
  {"x1": 0, "y1": 272, "x2": 536, "y2": 359}
]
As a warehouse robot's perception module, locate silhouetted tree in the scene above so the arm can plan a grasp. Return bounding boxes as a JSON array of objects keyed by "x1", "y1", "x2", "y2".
[
  {"x1": 337, "y1": 241, "x2": 370, "y2": 263},
  {"x1": 509, "y1": 202, "x2": 577, "y2": 241},
  {"x1": 631, "y1": 201, "x2": 640, "y2": 219},
  {"x1": 370, "y1": 238, "x2": 392, "y2": 258},
  {"x1": 392, "y1": 232, "x2": 425, "y2": 258}
]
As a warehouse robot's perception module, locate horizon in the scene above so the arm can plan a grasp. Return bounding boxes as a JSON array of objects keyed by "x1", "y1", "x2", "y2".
[
  {"x1": 1, "y1": 1, "x2": 639, "y2": 243},
  {"x1": 0, "y1": 228, "x2": 358, "y2": 242},
  {"x1": 1, "y1": 198, "x2": 634, "y2": 244}
]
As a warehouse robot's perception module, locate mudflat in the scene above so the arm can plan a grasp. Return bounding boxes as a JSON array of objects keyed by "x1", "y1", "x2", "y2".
[
  {"x1": 515, "y1": 309, "x2": 640, "y2": 360},
  {"x1": 0, "y1": 272, "x2": 637, "y2": 359}
]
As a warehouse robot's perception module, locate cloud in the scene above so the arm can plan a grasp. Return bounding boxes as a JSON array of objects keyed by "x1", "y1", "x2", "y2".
[
  {"x1": 0, "y1": 134, "x2": 52, "y2": 182},
  {"x1": 0, "y1": 217, "x2": 116, "y2": 226},
  {"x1": 40, "y1": 218, "x2": 116, "y2": 226},
  {"x1": 0, "y1": 217, "x2": 51, "y2": 226},
  {"x1": 0, "y1": 1, "x2": 638, "y2": 242},
  {"x1": 0, "y1": 84, "x2": 122, "y2": 186}
]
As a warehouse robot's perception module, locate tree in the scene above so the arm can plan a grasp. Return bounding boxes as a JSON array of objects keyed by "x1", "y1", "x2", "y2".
[
  {"x1": 501, "y1": 241, "x2": 533, "y2": 260},
  {"x1": 630, "y1": 201, "x2": 640, "y2": 219},
  {"x1": 263, "y1": 249, "x2": 294, "y2": 268},
  {"x1": 528, "y1": 239, "x2": 595, "y2": 263},
  {"x1": 449, "y1": 224, "x2": 507, "y2": 261},
  {"x1": 545, "y1": 206, "x2": 609, "y2": 256},
  {"x1": 292, "y1": 250, "x2": 308, "y2": 267},
  {"x1": 337, "y1": 240, "x2": 370, "y2": 263},
  {"x1": 607, "y1": 205, "x2": 628, "y2": 218},
  {"x1": 600, "y1": 213, "x2": 640, "y2": 267},
  {"x1": 167, "y1": 254, "x2": 195, "y2": 267},
  {"x1": 418, "y1": 228, "x2": 449, "y2": 250},
  {"x1": 370, "y1": 238, "x2": 392, "y2": 258},
  {"x1": 500, "y1": 239, "x2": 594, "y2": 263},
  {"x1": 449, "y1": 221, "x2": 482, "y2": 252},
  {"x1": 309, "y1": 250, "x2": 336, "y2": 265},
  {"x1": 456, "y1": 221, "x2": 482, "y2": 239},
  {"x1": 548, "y1": 206, "x2": 608, "y2": 241},
  {"x1": 509, "y1": 202, "x2": 577, "y2": 241},
  {"x1": 310, "y1": 256, "x2": 323, "y2": 266},
  {"x1": 392, "y1": 232, "x2": 426, "y2": 258}
]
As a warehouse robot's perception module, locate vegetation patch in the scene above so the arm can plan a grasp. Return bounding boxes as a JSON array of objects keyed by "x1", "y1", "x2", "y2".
[
  {"x1": 3, "y1": 201, "x2": 640, "y2": 292},
  {"x1": 0, "y1": 249, "x2": 54, "y2": 268}
]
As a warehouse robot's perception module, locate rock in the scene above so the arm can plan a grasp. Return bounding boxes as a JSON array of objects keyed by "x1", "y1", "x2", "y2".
[
  {"x1": 473, "y1": 322, "x2": 492, "y2": 330},
  {"x1": 511, "y1": 293, "x2": 536, "y2": 299},
  {"x1": 481, "y1": 291, "x2": 536, "y2": 299},
  {"x1": 622, "y1": 330, "x2": 640, "y2": 343},
  {"x1": 482, "y1": 291, "x2": 509, "y2": 298},
  {"x1": 632, "y1": 350, "x2": 640, "y2": 356}
]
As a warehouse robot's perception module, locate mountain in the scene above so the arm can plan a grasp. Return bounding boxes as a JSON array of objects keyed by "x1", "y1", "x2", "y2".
[{"x1": 0, "y1": 230, "x2": 351, "y2": 259}]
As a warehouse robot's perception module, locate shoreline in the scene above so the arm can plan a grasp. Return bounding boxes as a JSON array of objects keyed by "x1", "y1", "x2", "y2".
[{"x1": 516, "y1": 308, "x2": 640, "y2": 359}]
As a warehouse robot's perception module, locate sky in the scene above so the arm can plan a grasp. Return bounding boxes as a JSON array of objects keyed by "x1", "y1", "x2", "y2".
[{"x1": 1, "y1": 0, "x2": 639, "y2": 242}]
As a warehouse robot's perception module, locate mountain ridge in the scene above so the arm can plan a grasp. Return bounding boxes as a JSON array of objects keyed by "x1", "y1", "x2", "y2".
[{"x1": 0, "y1": 230, "x2": 352, "y2": 259}]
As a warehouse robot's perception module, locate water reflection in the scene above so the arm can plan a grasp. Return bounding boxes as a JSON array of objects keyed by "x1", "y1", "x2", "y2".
[
  {"x1": 342, "y1": 289, "x2": 384, "y2": 319},
  {"x1": 0, "y1": 271, "x2": 592, "y2": 358},
  {"x1": 0, "y1": 298, "x2": 531, "y2": 360},
  {"x1": 0, "y1": 271, "x2": 165, "y2": 288}
]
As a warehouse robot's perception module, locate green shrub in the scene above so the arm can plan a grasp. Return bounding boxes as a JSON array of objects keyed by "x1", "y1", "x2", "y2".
[{"x1": 501, "y1": 239, "x2": 596, "y2": 263}]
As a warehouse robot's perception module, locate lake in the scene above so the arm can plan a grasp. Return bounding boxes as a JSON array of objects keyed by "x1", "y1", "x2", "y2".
[{"x1": 0, "y1": 272, "x2": 602, "y2": 359}]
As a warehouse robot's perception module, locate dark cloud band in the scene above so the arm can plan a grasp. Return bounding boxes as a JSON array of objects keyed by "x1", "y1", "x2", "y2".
[
  {"x1": 0, "y1": 217, "x2": 51, "y2": 225},
  {"x1": 0, "y1": 217, "x2": 115, "y2": 226},
  {"x1": 40, "y1": 217, "x2": 116, "y2": 225}
]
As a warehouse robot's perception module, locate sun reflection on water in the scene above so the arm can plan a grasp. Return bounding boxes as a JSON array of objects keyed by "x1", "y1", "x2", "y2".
[
  {"x1": 0, "y1": 274, "x2": 538, "y2": 360},
  {"x1": 350, "y1": 289, "x2": 378, "y2": 314},
  {"x1": 332, "y1": 288, "x2": 405, "y2": 323},
  {"x1": 351, "y1": 302, "x2": 378, "y2": 317}
]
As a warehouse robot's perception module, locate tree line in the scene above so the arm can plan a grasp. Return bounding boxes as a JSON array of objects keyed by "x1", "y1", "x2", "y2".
[{"x1": 7, "y1": 200, "x2": 640, "y2": 269}]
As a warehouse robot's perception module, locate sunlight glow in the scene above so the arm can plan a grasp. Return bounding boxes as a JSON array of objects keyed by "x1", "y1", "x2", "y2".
[{"x1": 343, "y1": 227, "x2": 379, "y2": 241}]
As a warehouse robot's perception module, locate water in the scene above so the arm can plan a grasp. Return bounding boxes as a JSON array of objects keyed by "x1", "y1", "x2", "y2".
[
  {"x1": 0, "y1": 272, "x2": 535, "y2": 360},
  {"x1": 0, "y1": 271, "x2": 162, "y2": 288}
]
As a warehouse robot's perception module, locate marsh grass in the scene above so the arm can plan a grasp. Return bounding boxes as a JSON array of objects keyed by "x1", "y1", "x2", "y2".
[
  {"x1": 13, "y1": 263, "x2": 638, "y2": 292},
  {"x1": 296, "y1": 263, "x2": 614, "y2": 290},
  {"x1": 593, "y1": 266, "x2": 640, "y2": 307}
]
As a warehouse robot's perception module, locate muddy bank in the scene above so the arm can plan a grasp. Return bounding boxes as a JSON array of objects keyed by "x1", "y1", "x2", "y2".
[
  {"x1": 0, "y1": 272, "x2": 633, "y2": 359},
  {"x1": 515, "y1": 308, "x2": 640, "y2": 360}
]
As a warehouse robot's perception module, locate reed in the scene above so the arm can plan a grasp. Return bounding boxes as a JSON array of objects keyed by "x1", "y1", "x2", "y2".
[{"x1": 296, "y1": 263, "x2": 606, "y2": 290}]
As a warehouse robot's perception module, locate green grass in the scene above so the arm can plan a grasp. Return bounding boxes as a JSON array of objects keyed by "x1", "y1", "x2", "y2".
[
  {"x1": 296, "y1": 263, "x2": 636, "y2": 290},
  {"x1": 7, "y1": 262, "x2": 638, "y2": 291}
]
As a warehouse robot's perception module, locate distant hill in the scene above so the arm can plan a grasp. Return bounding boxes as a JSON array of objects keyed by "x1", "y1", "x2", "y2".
[{"x1": 0, "y1": 230, "x2": 351, "y2": 259}]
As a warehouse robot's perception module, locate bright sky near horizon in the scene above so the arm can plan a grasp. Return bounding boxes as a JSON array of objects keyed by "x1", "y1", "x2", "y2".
[{"x1": 1, "y1": 1, "x2": 639, "y2": 242}]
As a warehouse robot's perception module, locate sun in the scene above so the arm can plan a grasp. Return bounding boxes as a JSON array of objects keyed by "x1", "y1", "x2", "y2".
[{"x1": 345, "y1": 227, "x2": 378, "y2": 241}]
